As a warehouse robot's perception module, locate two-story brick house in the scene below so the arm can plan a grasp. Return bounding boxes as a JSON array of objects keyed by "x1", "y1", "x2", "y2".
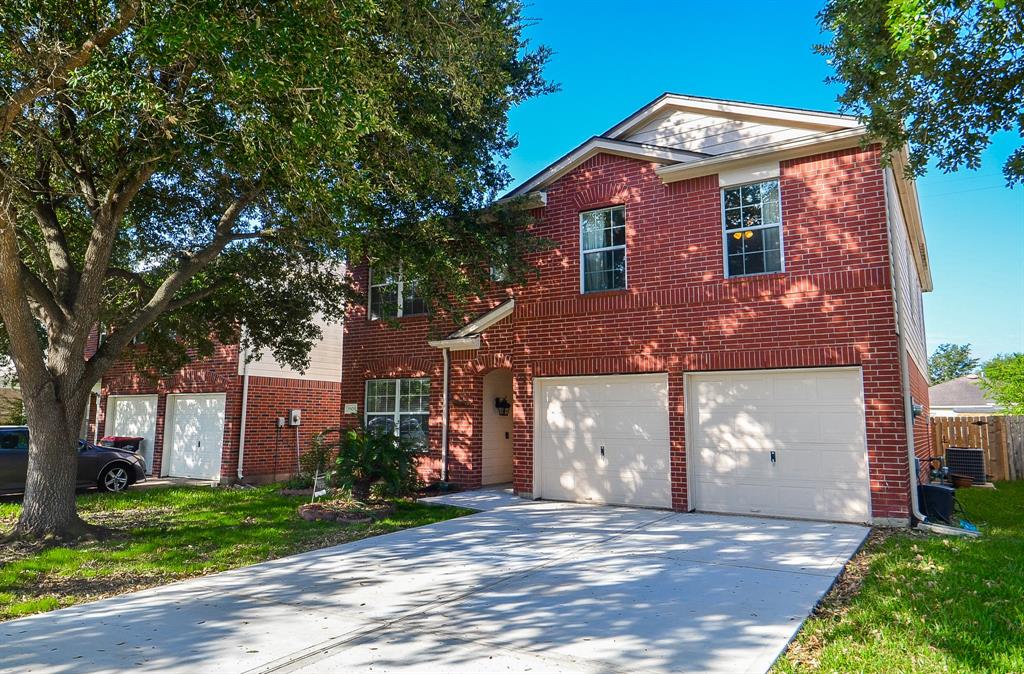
[{"x1": 341, "y1": 94, "x2": 933, "y2": 525}]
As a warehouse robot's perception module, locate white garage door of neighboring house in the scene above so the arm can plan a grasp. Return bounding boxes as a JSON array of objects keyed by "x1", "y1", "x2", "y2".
[
  {"x1": 688, "y1": 368, "x2": 871, "y2": 523},
  {"x1": 107, "y1": 395, "x2": 158, "y2": 473},
  {"x1": 165, "y1": 394, "x2": 225, "y2": 480},
  {"x1": 535, "y1": 374, "x2": 671, "y2": 508}
]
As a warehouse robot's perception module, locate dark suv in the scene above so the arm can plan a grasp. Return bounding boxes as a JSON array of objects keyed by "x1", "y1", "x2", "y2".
[{"x1": 0, "y1": 426, "x2": 147, "y2": 494}]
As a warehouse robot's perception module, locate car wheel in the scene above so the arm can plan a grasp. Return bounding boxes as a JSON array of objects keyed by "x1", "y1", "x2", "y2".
[{"x1": 99, "y1": 464, "x2": 131, "y2": 492}]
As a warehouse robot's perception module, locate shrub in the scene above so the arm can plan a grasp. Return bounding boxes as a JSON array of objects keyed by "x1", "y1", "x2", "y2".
[
  {"x1": 299, "y1": 432, "x2": 336, "y2": 477},
  {"x1": 334, "y1": 427, "x2": 421, "y2": 502}
]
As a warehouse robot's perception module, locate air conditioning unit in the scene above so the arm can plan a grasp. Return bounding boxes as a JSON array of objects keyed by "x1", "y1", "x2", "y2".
[{"x1": 946, "y1": 447, "x2": 986, "y2": 485}]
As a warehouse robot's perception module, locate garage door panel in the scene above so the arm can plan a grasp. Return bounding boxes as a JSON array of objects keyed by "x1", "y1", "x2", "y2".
[
  {"x1": 537, "y1": 374, "x2": 670, "y2": 509},
  {"x1": 690, "y1": 368, "x2": 871, "y2": 523},
  {"x1": 108, "y1": 395, "x2": 157, "y2": 473},
  {"x1": 167, "y1": 394, "x2": 224, "y2": 480},
  {"x1": 693, "y1": 375, "x2": 773, "y2": 405}
]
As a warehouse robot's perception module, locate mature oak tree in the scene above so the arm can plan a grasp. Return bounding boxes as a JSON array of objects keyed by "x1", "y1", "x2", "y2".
[
  {"x1": 0, "y1": 0, "x2": 551, "y2": 538},
  {"x1": 818, "y1": 0, "x2": 1024, "y2": 184}
]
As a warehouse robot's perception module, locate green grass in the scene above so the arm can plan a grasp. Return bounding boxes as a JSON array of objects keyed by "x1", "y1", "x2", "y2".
[
  {"x1": 0, "y1": 486, "x2": 472, "y2": 621},
  {"x1": 776, "y1": 481, "x2": 1024, "y2": 672}
]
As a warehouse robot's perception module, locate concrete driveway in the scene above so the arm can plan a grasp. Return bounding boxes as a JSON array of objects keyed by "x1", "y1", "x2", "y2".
[{"x1": 0, "y1": 488, "x2": 867, "y2": 674}]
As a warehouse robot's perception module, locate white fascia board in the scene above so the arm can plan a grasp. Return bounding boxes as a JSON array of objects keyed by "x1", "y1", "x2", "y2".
[
  {"x1": 654, "y1": 127, "x2": 868, "y2": 183},
  {"x1": 427, "y1": 336, "x2": 481, "y2": 351},
  {"x1": 605, "y1": 94, "x2": 862, "y2": 139},
  {"x1": 449, "y1": 299, "x2": 515, "y2": 338},
  {"x1": 504, "y1": 137, "x2": 701, "y2": 199},
  {"x1": 889, "y1": 151, "x2": 934, "y2": 292}
]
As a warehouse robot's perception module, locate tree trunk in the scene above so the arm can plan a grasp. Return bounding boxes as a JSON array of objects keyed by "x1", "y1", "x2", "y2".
[{"x1": 12, "y1": 377, "x2": 92, "y2": 539}]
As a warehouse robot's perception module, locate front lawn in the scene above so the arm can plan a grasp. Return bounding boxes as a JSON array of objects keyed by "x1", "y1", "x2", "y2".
[
  {"x1": 0, "y1": 485, "x2": 471, "y2": 621},
  {"x1": 776, "y1": 481, "x2": 1024, "y2": 672}
]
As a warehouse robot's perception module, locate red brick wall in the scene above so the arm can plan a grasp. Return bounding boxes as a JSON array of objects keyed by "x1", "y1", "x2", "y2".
[
  {"x1": 239, "y1": 376, "x2": 341, "y2": 481},
  {"x1": 98, "y1": 343, "x2": 341, "y2": 482},
  {"x1": 97, "y1": 343, "x2": 242, "y2": 479},
  {"x1": 342, "y1": 145, "x2": 914, "y2": 520}
]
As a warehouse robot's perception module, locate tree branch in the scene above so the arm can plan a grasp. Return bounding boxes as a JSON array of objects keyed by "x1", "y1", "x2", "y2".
[
  {"x1": 19, "y1": 262, "x2": 67, "y2": 326},
  {"x1": 82, "y1": 186, "x2": 264, "y2": 387},
  {"x1": 0, "y1": 1, "x2": 140, "y2": 137},
  {"x1": 0, "y1": 185, "x2": 50, "y2": 400}
]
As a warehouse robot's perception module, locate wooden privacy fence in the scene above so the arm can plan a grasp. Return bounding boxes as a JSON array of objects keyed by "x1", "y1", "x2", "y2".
[{"x1": 930, "y1": 415, "x2": 1024, "y2": 481}]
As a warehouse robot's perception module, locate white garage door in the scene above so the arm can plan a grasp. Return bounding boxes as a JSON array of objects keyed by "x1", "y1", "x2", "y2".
[
  {"x1": 107, "y1": 395, "x2": 158, "y2": 473},
  {"x1": 535, "y1": 374, "x2": 670, "y2": 508},
  {"x1": 166, "y1": 394, "x2": 225, "y2": 480},
  {"x1": 688, "y1": 368, "x2": 871, "y2": 523}
]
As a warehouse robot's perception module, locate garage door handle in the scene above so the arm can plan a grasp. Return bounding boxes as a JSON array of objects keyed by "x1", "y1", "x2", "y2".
[
  {"x1": 770, "y1": 450, "x2": 776, "y2": 464},
  {"x1": 600, "y1": 445, "x2": 605, "y2": 457}
]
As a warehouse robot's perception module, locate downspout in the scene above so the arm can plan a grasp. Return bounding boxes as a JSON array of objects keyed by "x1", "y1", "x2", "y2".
[
  {"x1": 441, "y1": 347, "x2": 450, "y2": 483},
  {"x1": 92, "y1": 383, "x2": 101, "y2": 444},
  {"x1": 237, "y1": 346, "x2": 251, "y2": 482},
  {"x1": 883, "y1": 166, "x2": 927, "y2": 525}
]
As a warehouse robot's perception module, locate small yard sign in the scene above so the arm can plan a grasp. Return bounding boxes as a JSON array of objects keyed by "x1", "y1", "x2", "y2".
[{"x1": 312, "y1": 470, "x2": 328, "y2": 501}]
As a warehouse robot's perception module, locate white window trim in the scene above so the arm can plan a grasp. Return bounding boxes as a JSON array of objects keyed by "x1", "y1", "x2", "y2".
[
  {"x1": 368, "y1": 264, "x2": 424, "y2": 320},
  {"x1": 364, "y1": 378, "x2": 430, "y2": 440},
  {"x1": 721, "y1": 178, "x2": 786, "y2": 278},
  {"x1": 579, "y1": 205, "x2": 628, "y2": 294}
]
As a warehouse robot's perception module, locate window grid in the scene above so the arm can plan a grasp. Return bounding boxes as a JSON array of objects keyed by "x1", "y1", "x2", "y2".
[
  {"x1": 721, "y1": 179, "x2": 784, "y2": 278},
  {"x1": 369, "y1": 264, "x2": 426, "y2": 320},
  {"x1": 579, "y1": 205, "x2": 627, "y2": 293},
  {"x1": 364, "y1": 378, "x2": 430, "y2": 450}
]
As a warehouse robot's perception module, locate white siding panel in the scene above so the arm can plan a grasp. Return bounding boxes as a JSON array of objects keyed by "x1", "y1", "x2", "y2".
[
  {"x1": 886, "y1": 169, "x2": 928, "y2": 376},
  {"x1": 623, "y1": 110, "x2": 820, "y2": 156},
  {"x1": 239, "y1": 317, "x2": 343, "y2": 382}
]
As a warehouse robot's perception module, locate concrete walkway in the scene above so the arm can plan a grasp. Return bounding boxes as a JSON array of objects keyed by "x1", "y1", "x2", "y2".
[{"x1": 0, "y1": 489, "x2": 868, "y2": 674}]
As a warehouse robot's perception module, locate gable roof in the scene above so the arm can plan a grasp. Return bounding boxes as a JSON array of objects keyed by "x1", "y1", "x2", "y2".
[
  {"x1": 929, "y1": 374, "x2": 998, "y2": 409},
  {"x1": 427, "y1": 299, "x2": 515, "y2": 351},
  {"x1": 503, "y1": 93, "x2": 864, "y2": 199},
  {"x1": 603, "y1": 93, "x2": 862, "y2": 139},
  {"x1": 503, "y1": 137, "x2": 708, "y2": 199}
]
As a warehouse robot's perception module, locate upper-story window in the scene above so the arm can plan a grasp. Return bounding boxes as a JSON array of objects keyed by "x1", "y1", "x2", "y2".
[
  {"x1": 369, "y1": 265, "x2": 427, "y2": 320},
  {"x1": 722, "y1": 179, "x2": 783, "y2": 277},
  {"x1": 580, "y1": 206, "x2": 626, "y2": 293}
]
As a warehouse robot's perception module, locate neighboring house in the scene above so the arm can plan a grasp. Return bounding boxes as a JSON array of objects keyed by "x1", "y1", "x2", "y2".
[
  {"x1": 929, "y1": 374, "x2": 1000, "y2": 416},
  {"x1": 88, "y1": 319, "x2": 343, "y2": 483},
  {"x1": 341, "y1": 93, "x2": 934, "y2": 525}
]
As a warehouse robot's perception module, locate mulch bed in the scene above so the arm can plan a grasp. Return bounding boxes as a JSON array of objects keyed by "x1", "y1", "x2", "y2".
[{"x1": 296, "y1": 500, "x2": 395, "y2": 523}]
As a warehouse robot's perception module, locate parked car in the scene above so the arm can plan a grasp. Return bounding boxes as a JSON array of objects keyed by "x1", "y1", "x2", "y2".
[{"x1": 0, "y1": 426, "x2": 147, "y2": 494}]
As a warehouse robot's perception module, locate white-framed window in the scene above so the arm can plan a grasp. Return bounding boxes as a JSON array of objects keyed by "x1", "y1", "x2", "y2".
[
  {"x1": 722, "y1": 179, "x2": 784, "y2": 277},
  {"x1": 580, "y1": 205, "x2": 626, "y2": 293},
  {"x1": 369, "y1": 265, "x2": 427, "y2": 320},
  {"x1": 364, "y1": 378, "x2": 430, "y2": 449}
]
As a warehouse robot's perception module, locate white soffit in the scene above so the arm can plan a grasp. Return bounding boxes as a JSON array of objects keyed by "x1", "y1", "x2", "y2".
[
  {"x1": 655, "y1": 128, "x2": 868, "y2": 183},
  {"x1": 718, "y1": 160, "x2": 780, "y2": 188},
  {"x1": 428, "y1": 299, "x2": 515, "y2": 351}
]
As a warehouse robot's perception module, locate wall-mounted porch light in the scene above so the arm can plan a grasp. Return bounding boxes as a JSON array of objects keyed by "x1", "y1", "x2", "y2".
[{"x1": 494, "y1": 397, "x2": 511, "y2": 417}]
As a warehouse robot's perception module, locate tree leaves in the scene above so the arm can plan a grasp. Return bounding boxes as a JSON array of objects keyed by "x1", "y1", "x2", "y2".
[
  {"x1": 818, "y1": 0, "x2": 1024, "y2": 185},
  {"x1": 0, "y1": 0, "x2": 552, "y2": 377}
]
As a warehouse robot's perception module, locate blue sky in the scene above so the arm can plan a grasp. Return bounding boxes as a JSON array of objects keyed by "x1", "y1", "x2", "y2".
[{"x1": 503, "y1": 0, "x2": 1024, "y2": 363}]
